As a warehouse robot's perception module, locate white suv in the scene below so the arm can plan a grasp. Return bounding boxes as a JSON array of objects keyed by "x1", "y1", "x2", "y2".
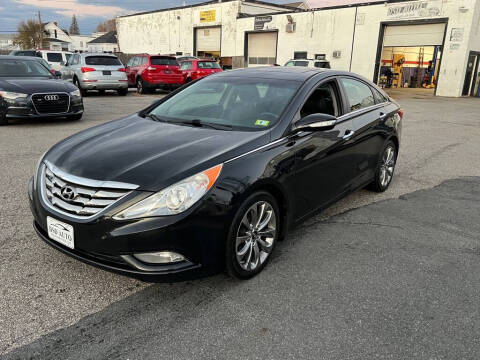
[
  {"x1": 284, "y1": 59, "x2": 331, "y2": 69},
  {"x1": 37, "y1": 50, "x2": 73, "y2": 71}
]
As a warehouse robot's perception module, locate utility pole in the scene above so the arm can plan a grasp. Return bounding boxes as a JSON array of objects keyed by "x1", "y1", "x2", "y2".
[{"x1": 38, "y1": 10, "x2": 43, "y2": 48}]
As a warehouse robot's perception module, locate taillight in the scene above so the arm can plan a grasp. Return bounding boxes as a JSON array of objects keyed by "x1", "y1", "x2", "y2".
[
  {"x1": 398, "y1": 109, "x2": 404, "y2": 119},
  {"x1": 50, "y1": 69, "x2": 55, "y2": 74},
  {"x1": 117, "y1": 68, "x2": 126, "y2": 72},
  {"x1": 80, "y1": 67, "x2": 95, "y2": 73}
]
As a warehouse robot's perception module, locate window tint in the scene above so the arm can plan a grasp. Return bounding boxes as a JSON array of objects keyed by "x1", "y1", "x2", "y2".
[
  {"x1": 285, "y1": 61, "x2": 294, "y2": 67},
  {"x1": 47, "y1": 53, "x2": 62, "y2": 62},
  {"x1": 341, "y1": 78, "x2": 375, "y2": 112},
  {"x1": 150, "y1": 57, "x2": 178, "y2": 66},
  {"x1": 65, "y1": 53, "x2": 72, "y2": 62},
  {"x1": 294, "y1": 61, "x2": 309, "y2": 67},
  {"x1": 314, "y1": 61, "x2": 330, "y2": 69},
  {"x1": 85, "y1": 56, "x2": 121, "y2": 66},
  {"x1": 127, "y1": 57, "x2": 135, "y2": 67},
  {"x1": 180, "y1": 61, "x2": 192, "y2": 70},
  {"x1": 197, "y1": 61, "x2": 220, "y2": 69},
  {"x1": 0, "y1": 59, "x2": 51, "y2": 77},
  {"x1": 372, "y1": 88, "x2": 389, "y2": 104},
  {"x1": 300, "y1": 81, "x2": 339, "y2": 118}
]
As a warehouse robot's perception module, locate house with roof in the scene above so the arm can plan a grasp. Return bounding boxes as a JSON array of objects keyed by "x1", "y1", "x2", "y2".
[{"x1": 87, "y1": 31, "x2": 119, "y2": 53}]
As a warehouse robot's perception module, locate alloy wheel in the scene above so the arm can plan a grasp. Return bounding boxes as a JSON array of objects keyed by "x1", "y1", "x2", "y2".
[
  {"x1": 379, "y1": 146, "x2": 395, "y2": 188},
  {"x1": 137, "y1": 80, "x2": 143, "y2": 94},
  {"x1": 235, "y1": 201, "x2": 276, "y2": 272}
]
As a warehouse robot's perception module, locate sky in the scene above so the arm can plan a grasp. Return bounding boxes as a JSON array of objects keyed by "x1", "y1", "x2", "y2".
[{"x1": 0, "y1": 0, "x2": 380, "y2": 35}]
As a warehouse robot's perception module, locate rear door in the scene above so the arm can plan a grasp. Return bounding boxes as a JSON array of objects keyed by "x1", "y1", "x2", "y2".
[
  {"x1": 148, "y1": 56, "x2": 183, "y2": 84},
  {"x1": 290, "y1": 78, "x2": 359, "y2": 219},
  {"x1": 126, "y1": 56, "x2": 137, "y2": 85},
  {"x1": 338, "y1": 77, "x2": 392, "y2": 188}
]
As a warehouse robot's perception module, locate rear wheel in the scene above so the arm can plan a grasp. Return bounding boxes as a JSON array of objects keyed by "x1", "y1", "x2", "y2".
[
  {"x1": 74, "y1": 77, "x2": 87, "y2": 97},
  {"x1": 185, "y1": 77, "x2": 192, "y2": 83},
  {"x1": 368, "y1": 140, "x2": 397, "y2": 192},
  {"x1": 98, "y1": 89, "x2": 105, "y2": 95},
  {"x1": 0, "y1": 114, "x2": 7, "y2": 126},
  {"x1": 136, "y1": 78, "x2": 149, "y2": 94},
  {"x1": 226, "y1": 191, "x2": 279, "y2": 279},
  {"x1": 117, "y1": 88, "x2": 128, "y2": 96}
]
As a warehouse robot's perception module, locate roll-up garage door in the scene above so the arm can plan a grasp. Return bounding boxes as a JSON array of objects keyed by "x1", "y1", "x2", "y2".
[
  {"x1": 248, "y1": 32, "x2": 277, "y2": 67},
  {"x1": 383, "y1": 23, "x2": 446, "y2": 47},
  {"x1": 196, "y1": 27, "x2": 221, "y2": 52}
]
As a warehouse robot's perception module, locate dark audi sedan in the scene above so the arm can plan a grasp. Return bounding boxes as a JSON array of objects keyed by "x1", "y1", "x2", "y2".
[
  {"x1": 0, "y1": 56, "x2": 83, "y2": 125},
  {"x1": 28, "y1": 67, "x2": 402, "y2": 281}
]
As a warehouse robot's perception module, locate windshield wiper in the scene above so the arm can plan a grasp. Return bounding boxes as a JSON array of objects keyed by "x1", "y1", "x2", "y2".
[
  {"x1": 144, "y1": 113, "x2": 169, "y2": 123},
  {"x1": 179, "y1": 119, "x2": 232, "y2": 130}
]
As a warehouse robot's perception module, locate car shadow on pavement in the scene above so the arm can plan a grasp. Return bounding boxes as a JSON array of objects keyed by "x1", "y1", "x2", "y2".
[{"x1": 4, "y1": 177, "x2": 480, "y2": 360}]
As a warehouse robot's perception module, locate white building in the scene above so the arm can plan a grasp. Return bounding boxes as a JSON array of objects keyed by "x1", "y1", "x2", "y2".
[
  {"x1": 117, "y1": 0, "x2": 480, "y2": 97},
  {"x1": 87, "y1": 31, "x2": 119, "y2": 53},
  {"x1": 69, "y1": 34, "x2": 95, "y2": 52},
  {"x1": 0, "y1": 34, "x2": 19, "y2": 51}
]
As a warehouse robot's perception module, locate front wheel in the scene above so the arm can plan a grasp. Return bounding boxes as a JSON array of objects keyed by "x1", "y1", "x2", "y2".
[
  {"x1": 117, "y1": 88, "x2": 128, "y2": 96},
  {"x1": 368, "y1": 140, "x2": 397, "y2": 192},
  {"x1": 226, "y1": 192, "x2": 280, "y2": 279},
  {"x1": 136, "y1": 78, "x2": 149, "y2": 94},
  {"x1": 67, "y1": 113, "x2": 83, "y2": 121},
  {"x1": 74, "y1": 78, "x2": 87, "y2": 97}
]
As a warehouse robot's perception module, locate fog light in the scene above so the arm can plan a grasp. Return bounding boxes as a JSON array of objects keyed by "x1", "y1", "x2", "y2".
[{"x1": 133, "y1": 251, "x2": 185, "y2": 264}]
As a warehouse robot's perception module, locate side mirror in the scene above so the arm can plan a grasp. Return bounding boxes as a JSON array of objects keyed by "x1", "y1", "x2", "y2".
[
  {"x1": 54, "y1": 70, "x2": 62, "y2": 79},
  {"x1": 292, "y1": 113, "x2": 337, "y2": 133}
]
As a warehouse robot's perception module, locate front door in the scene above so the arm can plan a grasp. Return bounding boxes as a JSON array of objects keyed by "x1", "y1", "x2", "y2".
[{"x1": 290, "y1": 79, "x2": 359, "y2": 220}]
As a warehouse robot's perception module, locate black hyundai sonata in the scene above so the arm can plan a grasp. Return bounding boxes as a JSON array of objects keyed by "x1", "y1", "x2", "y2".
[
  {"x1": 0, "y1": 56, "x2": 83, "y2": 125},
  {"x1": 28, "y1": 67, "x2": 402, "y2": 281}
]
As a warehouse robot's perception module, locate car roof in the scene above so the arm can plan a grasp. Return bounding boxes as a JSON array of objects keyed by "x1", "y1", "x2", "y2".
[
  {"x1": 0, "y1": 55, "x2": 43, "y2": 61},
  {"x1": 214, "y1": 66, "x2": 343, "y2": 82},
  {"x1": 79, "y1": 52, "x2": 118, "y2": 57}
]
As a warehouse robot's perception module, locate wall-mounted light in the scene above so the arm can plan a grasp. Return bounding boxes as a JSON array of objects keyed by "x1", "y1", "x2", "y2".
[{"x1": 459, "y1": 6, "x2": 469, "y2": 13}]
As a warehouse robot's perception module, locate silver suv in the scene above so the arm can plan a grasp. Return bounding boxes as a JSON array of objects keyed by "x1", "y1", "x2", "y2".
[{"x1": 62, "y1": 53, "x2": 128, "y2": 96}]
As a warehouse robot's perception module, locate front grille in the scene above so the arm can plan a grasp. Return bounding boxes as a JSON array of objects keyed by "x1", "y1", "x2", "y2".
[
  {"x1": 40, "y1": 163, "x2": 137, "y2": 218},
  {"x1": 32, "y1": 93, "x2": 70, "y2": 114}
]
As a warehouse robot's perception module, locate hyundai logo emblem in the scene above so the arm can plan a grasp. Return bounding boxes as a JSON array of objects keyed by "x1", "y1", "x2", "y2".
[
  {"x1": 44, "y1": 94, "x2": 59, "y2": 101},
  {"x1": 60, "y1": 185, "x2": 77, "y2": 201}
]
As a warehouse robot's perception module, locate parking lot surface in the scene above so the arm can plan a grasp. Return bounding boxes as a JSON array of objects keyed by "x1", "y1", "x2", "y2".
[{"x1": 1, "y1": 89, "x2": 480, "y2": 356}]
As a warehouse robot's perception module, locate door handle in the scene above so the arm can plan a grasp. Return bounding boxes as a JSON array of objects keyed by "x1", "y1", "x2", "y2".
[
  {"x1": 343, "y1": 130, "x2": 355, "y2": 140},
  {"x1": 379, "y1": 112, "x2": 387, "y2": 120}
]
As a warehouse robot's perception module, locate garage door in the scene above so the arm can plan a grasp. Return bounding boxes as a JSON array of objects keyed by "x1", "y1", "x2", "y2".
[
  {"x1": 383, "y1": 23, "x2": 446, "y2": 47},
  {"x1": 248, "y1": 32, "x2": 277, "y2": 67},
  {"x1": 196, "y1": 27, "x2": 221, "y2": 52}
]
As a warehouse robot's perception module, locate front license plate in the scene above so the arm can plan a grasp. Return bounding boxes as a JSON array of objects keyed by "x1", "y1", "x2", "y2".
[
  {"x1": 103, "y1": 70, "x2": 111, "y2": 75},
  {"x1": 47, "y1": 216, "x2": 74, "y2": 249}
]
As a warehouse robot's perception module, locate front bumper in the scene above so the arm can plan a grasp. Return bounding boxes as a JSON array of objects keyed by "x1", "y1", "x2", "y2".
[
  {"x1": 1, "y1": 94, "x2": 83, "y2": 119},
  {"x1": 28, "y1": 176, "x2": 229, "y2": 282}
]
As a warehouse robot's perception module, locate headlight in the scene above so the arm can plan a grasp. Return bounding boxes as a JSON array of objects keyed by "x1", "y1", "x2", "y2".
[
  {"x1": 113, "y1": 164, "x2": 223, "y2": 220},
  {"x1": 0, "y1": 91, "x2": 28, "y2": 100},
  {"x1": 70, "y1": 89, "x2": 81, "y2": 97}
]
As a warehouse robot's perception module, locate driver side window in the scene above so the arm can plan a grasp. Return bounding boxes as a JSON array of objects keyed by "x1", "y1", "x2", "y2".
[{"x1": 299, "y1": 81, "x2": 340, "y2": 119}]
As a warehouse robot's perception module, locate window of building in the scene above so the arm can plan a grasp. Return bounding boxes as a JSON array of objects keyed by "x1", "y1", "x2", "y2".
[{"x1": 294, "y1": 51, "x2": 307, "y2": 60}]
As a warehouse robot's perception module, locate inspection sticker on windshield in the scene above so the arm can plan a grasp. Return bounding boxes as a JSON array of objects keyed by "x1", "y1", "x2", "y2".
[{"x1": 255, "y1": 120, "x2": 270, "y2": 126}]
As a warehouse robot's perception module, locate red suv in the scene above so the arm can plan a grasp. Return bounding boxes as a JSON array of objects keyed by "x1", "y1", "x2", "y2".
[
  {"x1": 126, "y1": 54, "x2": 184, "y2": 94},
  {"x1": 179, "y1": 59, "x2": 222, "y2": 82}
]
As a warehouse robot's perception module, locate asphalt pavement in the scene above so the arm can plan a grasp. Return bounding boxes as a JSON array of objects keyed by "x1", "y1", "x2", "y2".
[
  {"x1": 1, "y1": 88, "x2": 480, "y2": 357},
  {"x1": 4, "y1": 177, "x2": 480, "y2": 359}
]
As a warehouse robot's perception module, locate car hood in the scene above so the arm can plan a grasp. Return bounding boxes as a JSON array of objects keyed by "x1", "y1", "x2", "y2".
[
  {"x1": 0, "y1": 78, "x2": 75, "y2": 94},
  {"x1": 44, "y1": 114, "x2": 269, "y2": 191}
]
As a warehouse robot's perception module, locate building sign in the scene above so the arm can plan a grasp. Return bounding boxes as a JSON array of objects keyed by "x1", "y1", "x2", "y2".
[
  {"x1": 387, "y1": 1, "x2": 441, "y2": 19},
  {"x1": 200, "y1": 10, "x2": 216, "y2": 23},
  {"x1": 254, "y1": 15, "x2": 272, "y2": 30},
  {"x1": 450, "y1": 28, "x2": 464, "y2": 42}
]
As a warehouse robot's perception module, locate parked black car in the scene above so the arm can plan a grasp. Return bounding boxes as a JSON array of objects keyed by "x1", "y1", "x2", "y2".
[
  {"x1": 28, "y1": 67, "x2": 402, "y2": 281},
  {"x1": 0, "y1": 56, "x2": 83, "y2": 125}
]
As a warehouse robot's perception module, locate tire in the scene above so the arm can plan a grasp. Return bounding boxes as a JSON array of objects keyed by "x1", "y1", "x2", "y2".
[
  {"x1": 98, "y1": 89, "x2": 105, "y2": 95},
  {"x1": 67, "y1": 113, "x2": 83, "y2": 121},
  {"x1": 117, "y1": 88, "x2": 128, "y2": 96},
  {"x1": 226, "y1": 191, "x2": 280, "y2": 279},
  {"x1": 74, "y1": 77, "x2": 87, "y2": 97},
  {"x1": 185, "y1": 77, "x2": 192, "y2": 83},
  {"x1": 0, "y1": 114, "x2": 7, "y2": 126},
  {"x1": 368, "y1": 140, "x2": 397, "y2": 192},
  {"x1": 136, "y1": 78, "x2": 149, "y2": 94}
]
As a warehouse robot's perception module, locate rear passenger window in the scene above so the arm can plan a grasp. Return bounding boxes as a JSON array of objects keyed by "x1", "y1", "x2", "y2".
[
  {"x1": 47, "y1": 53, "x2": 62, "y2": 62},
  {"x1": 180, "y1": 61, "x2": 192, "y2": 70},
  {"x1": 341, "y1": 78, "x2": 375, "y2": 112}
]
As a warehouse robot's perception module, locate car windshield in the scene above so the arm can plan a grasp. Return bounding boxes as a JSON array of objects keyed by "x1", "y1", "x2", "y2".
[
  {"x1": 0, "y1": 59, "x2": 51, "y2": 77},
  {"x1": 197, "y1": 61, "x2": 220, "y2": 69},
  {"x1": 150, "y1": 57, "x2": 179, "y2": 66},
  {"x1": 149, "y1": 76, "x2": 300, "y2": 131},
  {"x1": 85, "y1": 56, "x2": 121, "y2": 66}
]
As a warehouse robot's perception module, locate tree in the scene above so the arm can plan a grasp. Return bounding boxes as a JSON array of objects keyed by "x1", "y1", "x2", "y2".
[
  {"x1": 69, "y1": 15, "x2": 80, "y2": 35},
  {"x1": 13, "y1": 19, "x2": 48, "y2": 50},
  {"x1": 95, "y1": 19, "x2": 116, "y2": 33}
]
